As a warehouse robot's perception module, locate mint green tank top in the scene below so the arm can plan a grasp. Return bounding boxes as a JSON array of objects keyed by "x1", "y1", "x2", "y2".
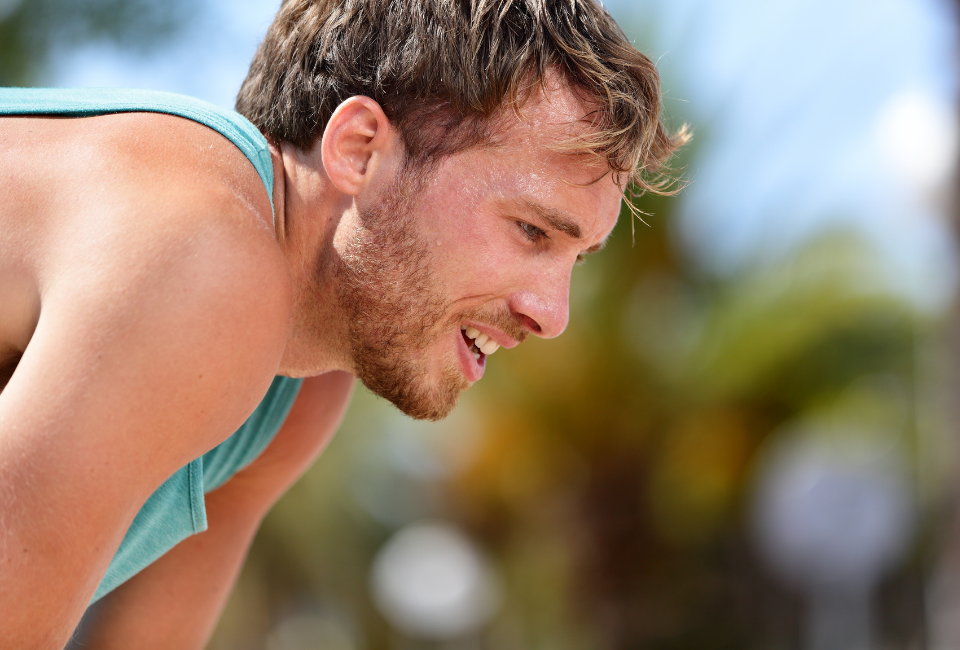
[{"x1": 0, "y1": 88, "x2": 303, "y2": 602}]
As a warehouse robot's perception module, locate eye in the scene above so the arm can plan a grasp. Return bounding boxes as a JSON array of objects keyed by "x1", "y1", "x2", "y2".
[{"x1": 517, "y1": 220, "x2": 547, "y2": 243}]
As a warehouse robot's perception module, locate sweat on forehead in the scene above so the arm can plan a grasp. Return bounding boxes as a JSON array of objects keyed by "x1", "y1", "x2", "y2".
[
  {"x1": 491, "y1": 71, "x2": 607, "y2": 142},
  {"x1": 478, "y1": 80, "x2": 626, "y2": 193}
]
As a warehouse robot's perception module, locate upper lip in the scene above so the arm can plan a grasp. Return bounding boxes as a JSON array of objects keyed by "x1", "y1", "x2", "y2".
[{"x1": 461, "y1": 322, "x2": 521, "y2": 350}]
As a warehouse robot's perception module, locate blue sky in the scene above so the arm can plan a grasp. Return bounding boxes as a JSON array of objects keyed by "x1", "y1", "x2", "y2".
[
  {"x1": 613, "y1": 0, "x2": 959, "y2": 311},
  {"x1": 50, "y1": 0, "x2": 960, "y2": 310}
]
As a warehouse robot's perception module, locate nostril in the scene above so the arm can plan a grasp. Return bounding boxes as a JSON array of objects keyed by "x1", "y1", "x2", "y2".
[{"x1": 520, "y1": 314, "x2": 542, "y2": 335}]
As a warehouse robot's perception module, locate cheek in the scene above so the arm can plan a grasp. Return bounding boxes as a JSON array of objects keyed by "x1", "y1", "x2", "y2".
[
  {"x1": 430, "y1": 227, "x2": 519, "y2": 300},
  {"x1": 423, "y1": 206, "x2": 497, "y2": 271},
  {"x1": 414, "y1": 177, "x2": 525, "y2": 292}
]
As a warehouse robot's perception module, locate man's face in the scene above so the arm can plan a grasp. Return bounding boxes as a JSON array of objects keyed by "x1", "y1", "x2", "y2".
[{"x1": 335, "y1": 83, "x2": 623, "y2": 420}]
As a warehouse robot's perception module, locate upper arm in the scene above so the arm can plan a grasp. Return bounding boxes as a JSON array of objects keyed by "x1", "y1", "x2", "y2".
[
  {"x1": 217, "y1": 371, "x2": 356, "y2": 509},
  {"x1": 65, "y1": 373, "x2": 355, "y2": 650},
  {"x1": 13, "y1": 220, "x2": 289, "y2": 480},
  {"x1": 0, "y1": 146, "x2": 290, "y2": 645}
]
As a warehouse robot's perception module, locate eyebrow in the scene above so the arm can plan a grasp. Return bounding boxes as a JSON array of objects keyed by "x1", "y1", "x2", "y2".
[
  {"x1": 518, "y1": 198, "x2": 582, "y2": 240},
  {"x1": 515, "y1": 198, "x2": 612, "y2": 255}
]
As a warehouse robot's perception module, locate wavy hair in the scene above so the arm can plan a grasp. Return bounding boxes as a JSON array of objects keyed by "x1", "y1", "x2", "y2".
[{"x1": 237, "y1": 0, "x2": 688, "y2": 196}]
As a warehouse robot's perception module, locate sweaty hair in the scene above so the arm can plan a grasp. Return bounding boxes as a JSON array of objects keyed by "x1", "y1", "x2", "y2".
[{"x1": 236, "y1": 0, "x2": 687, "y2": 195}]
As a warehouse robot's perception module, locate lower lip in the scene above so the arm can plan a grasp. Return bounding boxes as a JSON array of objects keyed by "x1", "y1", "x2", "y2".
[{"x1": 456, "y1": 330, "x2": 485, "y2": 383}]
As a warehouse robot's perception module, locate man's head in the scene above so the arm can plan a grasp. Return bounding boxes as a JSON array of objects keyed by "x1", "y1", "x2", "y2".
[{"x1": 238, "y1": 0, "x2": 686, "y2": 420}]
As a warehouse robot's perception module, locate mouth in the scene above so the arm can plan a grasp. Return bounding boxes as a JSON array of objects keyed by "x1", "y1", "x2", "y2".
[{"x1": 456, "y1": 325, "x2": 501, "y2": 382}]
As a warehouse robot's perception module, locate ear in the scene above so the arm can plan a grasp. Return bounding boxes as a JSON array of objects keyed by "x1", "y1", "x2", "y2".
[{"x1": 321, "y1": 96, "x2": 395, "y2": 196}]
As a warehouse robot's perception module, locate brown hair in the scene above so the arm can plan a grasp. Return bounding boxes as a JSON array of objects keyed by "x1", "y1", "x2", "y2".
[{"x1": 237, "y1": 0, "x2": 687, "y2": 195}]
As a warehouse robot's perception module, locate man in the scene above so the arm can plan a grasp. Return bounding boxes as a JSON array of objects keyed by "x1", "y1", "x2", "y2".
[{"x1": 0, "y1": 0, "x2": 684, "y2": 647}]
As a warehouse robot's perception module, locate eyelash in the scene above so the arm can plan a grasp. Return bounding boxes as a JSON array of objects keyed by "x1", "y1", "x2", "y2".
[
  {"x1": 517, "y1": 220, "x2": 547, "y2": 244},
  {"x1": 517, "y1": 220, "x2": 588, "y2": 265}
]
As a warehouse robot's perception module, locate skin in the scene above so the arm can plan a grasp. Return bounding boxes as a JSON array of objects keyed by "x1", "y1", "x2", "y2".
[{"x1": 0, "y1": 77, "x2": 621, "y2": 648}]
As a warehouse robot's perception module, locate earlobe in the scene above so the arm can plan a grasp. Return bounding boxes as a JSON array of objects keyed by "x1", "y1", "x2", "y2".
[{"x1": 321, "y1": 97, "x2": 393, "y2": 196}]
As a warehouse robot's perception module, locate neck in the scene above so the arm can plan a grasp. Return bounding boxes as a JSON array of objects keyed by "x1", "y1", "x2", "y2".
[{"x1": 270, "y1": 141, "x2": 356, "y2": 378}]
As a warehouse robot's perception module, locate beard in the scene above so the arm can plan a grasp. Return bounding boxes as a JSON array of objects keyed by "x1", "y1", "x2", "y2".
[{"x1": 333, "y1": 170, "x2": 468, "y2": 421}]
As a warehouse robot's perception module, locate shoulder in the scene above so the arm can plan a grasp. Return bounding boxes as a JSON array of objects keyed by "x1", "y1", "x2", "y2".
[
  {"x1": 1, "y1": 107, "x2": 291, "y2": 348},
  {"x1": 88, "y1": 110, "x2": 273, "y2": 228},
  {"x1": 3, "y1": 106, "x2": 295, "y2": 381},
  {"x1": 23, "y1": 112, "x2": 296, "y2": 456},
  {"x1": 51, "y1": 112, "x2": 289, "y2": 329},
  {"x1": 49, "y1": 110, "x2": 288, "y2": 305}
]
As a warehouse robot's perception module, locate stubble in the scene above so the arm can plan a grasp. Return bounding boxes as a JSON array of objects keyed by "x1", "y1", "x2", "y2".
[{"x1": 334, "y1": 172, "x2": 467, "y2": 421}]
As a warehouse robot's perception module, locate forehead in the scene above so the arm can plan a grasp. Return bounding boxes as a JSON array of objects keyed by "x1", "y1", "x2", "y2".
[
  {"x1": 414, "y1": 74, "x2": 622, "y2": 240},
  {"x1": 492, "y1": 74, "x2": 604, "y2": 162},
  {"x1": 463, "y1": 80, "x2": 624, "y2": 238}
]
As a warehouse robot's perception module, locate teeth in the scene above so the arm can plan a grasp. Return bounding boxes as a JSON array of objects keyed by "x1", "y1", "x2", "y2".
[{"x1": 462, "y1": 326, "x2": 499, "y2": 357}]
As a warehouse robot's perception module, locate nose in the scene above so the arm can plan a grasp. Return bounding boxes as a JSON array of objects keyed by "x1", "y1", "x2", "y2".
[{"x1": 508, "y1": 270, "x2": 571, "y2": 339}]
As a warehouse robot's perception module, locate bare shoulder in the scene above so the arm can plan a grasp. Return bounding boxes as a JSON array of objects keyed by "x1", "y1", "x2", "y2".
[
  {"x1": 45, "y1": 111, "x2": 290, "y2": 329},
  {"x1": 0, "y1": 111, "x2": 292, "y2": 388},
  {"x1": 52, "y1": 112, "x2": 292, "y2": 384},
  {"x1": 0, "y1": 110, "x2": 294, "y2": 467},
  {"x1": 66, "y1": 111, "x2": 277, "y2": 249},
  {"x1": 0, "y1": 110, "x2": 277, "y2": 255},
  {"x1": 94, "y1": 112, "x2": 275, "y2": 227},
  {"x1": 0, "y1": 110, "x2": 283, "y2": 285}
]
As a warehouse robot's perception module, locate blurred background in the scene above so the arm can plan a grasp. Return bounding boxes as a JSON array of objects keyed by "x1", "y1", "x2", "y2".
[{"x1": 5, "y1": 0, "x2": 960, "y2": 647}]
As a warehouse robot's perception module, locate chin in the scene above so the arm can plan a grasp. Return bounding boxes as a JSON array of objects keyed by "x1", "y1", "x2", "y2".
[
  {"x1": 358, "y1": 354, "x2": 467, "y2": 422},
  {"x1": 369, "y1": 378, "x2": 464, "y2": 421},
  {"x1": 392, "y1": 390, "x2": 462, "y2": 422}
]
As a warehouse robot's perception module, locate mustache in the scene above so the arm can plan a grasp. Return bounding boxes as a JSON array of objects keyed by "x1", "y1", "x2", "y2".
[{"x1": 452, "y1": 305, "x2": 529, "y2": 344}]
